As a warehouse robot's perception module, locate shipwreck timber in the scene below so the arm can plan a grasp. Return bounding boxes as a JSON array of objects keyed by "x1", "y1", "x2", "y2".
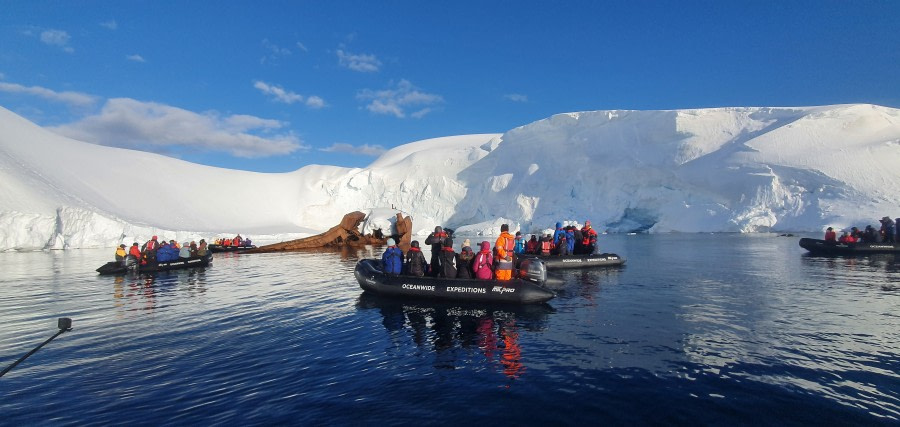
[{"x1": 248, "y1": 211, "x2": 413, "y2": 253}]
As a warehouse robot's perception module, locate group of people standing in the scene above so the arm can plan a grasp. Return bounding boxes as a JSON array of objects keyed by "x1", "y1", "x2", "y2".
[
  {"x1": 381, "y1": 220, "x2": 599, "y2": 280},
  {"x1": 529, "y1": 221, "x2": 599, "y2": 256},
  {"x1": 214, "y1": 235, "x2": 252, "y2": 247},
  {"x1": 825, "y1": 216, "x2": 899, "y2": 244},
  {"x1": 115, "y1": 235, "x2": 209, "y2": 268}
]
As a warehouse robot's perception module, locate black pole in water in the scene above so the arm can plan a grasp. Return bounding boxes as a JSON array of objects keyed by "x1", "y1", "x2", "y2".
[{"x1": 0, "y1": 318, "x2": 73, "y2": 378}]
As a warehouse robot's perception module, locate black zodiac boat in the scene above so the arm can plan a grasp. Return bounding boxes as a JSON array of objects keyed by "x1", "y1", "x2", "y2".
[
  {"x1": 799, "y1": 238, "x2": 900, "y2": 255},
  {"x1": 516, "y1": 252, "x2": 626, "y2": 269},
  {"x1": 208, "y1": 244, "x2": 257, "y2": 253},
  {"x1": 96, "y1": 253, "x2": 213, "y2": 275},
  {"x1": 354, "y1": 258, "x2": 556, "y2": 304}
]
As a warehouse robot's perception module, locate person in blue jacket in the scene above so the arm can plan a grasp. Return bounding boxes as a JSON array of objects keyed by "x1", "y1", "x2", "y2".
[
  {"x1": 513, "y1": 231, "x2": 526, "y2": 255},
  {"x1": 565, "y1": 226, "x2": 576, "y2": 254},
  {"x1": 552, "y1": 222, "x2": 566, "y2": 246},
  {"x1": 553, "y1": 222, "x2": 569, "y2": 255},
  {"x1": 381, "y1": 238, "x2": 403, "y2": 275}
]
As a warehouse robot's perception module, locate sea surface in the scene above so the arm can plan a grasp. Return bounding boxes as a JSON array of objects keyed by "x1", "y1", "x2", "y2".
[{"x1": 1, "y1": 234, "x2": 898, "y2": 425}]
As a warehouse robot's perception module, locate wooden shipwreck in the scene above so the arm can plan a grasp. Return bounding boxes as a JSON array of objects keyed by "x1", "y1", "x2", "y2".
[{"x1": 248, "y1": 211, "x2": 413, "y2": 253}]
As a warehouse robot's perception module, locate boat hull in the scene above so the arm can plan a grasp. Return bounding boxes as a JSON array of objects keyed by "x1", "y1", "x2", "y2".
[
  {"x1": 516, "y1": 253, "x2": 626, "y2": 269},
  {"x1": 354, "y1": 259, "x2": 555, "y2": 304},
  {"x1": 799, "y1": 238, "x2": 900, "y2": 255},
  {"x1": 96, "y1": 253, "x2": 213, "y2": 275}
]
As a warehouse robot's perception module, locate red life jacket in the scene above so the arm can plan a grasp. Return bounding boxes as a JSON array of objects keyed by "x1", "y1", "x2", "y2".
[
  {"x1": 581, "y1": 227, "x2": 596, "y2": 245},
  {"x1": 540, "y1": 241, "x2": 551, "y2": 254}
]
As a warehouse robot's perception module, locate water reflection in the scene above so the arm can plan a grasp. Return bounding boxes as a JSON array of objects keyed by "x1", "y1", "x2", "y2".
[
  {"x1": 109, "y1": 269, "x2": 209, "y2": 315},
  {"x1": 801, "y1": 253, "x2": 900, "y2": 291},
  {"x1": 356, "y1": 292, "x2": 553, "y2": 381}
]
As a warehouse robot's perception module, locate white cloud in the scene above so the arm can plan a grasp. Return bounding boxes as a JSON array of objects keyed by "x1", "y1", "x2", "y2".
[
  {"x1": 126, "y1": 54, "x2": 146, "y2": 63},
  {"x1": 40, "y1": 29, "x2": 74, "y2": 53},
  {"x1": 47, "y1": 98, "x2": 306, "y2": 158},
  {"x1": 305, "y1": 95, "x2": 325, "y2": 109},
  {"x1": 0, "y1": 82, "x2": 97, "y2": 107},
  {"x1": 336, "y1": 49, "x2": 381, "y2": 73},
  {"x1": 504, "y1": 93, "x2": 528, "y2": 103},
  {"x1": 253, "y1": 81, "x2": 324, "y2": 109},
  {"x1": 261, "y1": 39, "x2": 291, "y2": 63},
  {"x1": 357, "y1": 79, "x2": 443, "y2": 119},
  {"x1": 296, "y1": 42, "x2": 309, "y2": 52},
  {"x1": 320, "y1": 142, "x2": 386, "y2": 156},
  {"x1": 100, "y1": 20, "x2": 118, "y2": 30},
  {"x1": 253, "y1": 80, "x2": 303, "y2": 104}
]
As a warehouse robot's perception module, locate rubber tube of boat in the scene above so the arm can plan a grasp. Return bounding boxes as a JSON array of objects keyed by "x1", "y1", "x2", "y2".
[{"x1": 0, "y1": 318, "x2": 73, "y2": 378}]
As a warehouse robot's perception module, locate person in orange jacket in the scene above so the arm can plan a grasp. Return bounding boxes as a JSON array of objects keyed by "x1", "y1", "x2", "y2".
[
  {"x1": 824, "y1": 227, "x2": 837, "y2": 242},
  {"x1": 494, "y1": 224, "x2": 515, "y2": 281}
]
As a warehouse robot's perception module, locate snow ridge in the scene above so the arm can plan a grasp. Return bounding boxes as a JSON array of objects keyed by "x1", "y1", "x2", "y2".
[{"x1": 1, "y1": 104, "x2": 899, "y2": 250}]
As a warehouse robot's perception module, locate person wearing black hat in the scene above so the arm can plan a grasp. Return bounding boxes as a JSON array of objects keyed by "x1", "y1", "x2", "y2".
[
  {"x1": 405, "y1": 240, "x2": 427, "y2": 277},
  {"x1": 424, "y1": 226, "x2": 448, "y2": 276},
  {"x1": 126, "y1": 243, "x2": 141, "y2": 269},
  {"x1": 438, "y1": 237, "x2": 457, "y2": 278},
  {"x1": 880, "y1": 217, "x2": 895, "y2": 244}
]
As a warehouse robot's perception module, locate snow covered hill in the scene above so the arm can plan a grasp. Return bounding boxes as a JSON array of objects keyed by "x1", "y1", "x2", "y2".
[{"x1": 1, "y1": 104, "x2": 899, "y2": 251}]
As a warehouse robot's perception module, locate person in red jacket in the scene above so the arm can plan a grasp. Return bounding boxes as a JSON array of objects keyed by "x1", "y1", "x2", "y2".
[
  {"x1": 580, "y1": 220, "x2": 599, "y2": 254},
  {"x1": 127, "y1": 242, "x2": 142, "y2": 269},
  {"x1": 525, "y1": 235, "x2": 539, "y2": 254},
  {"x1": 838, "y1": 231, "x2": 857, "y2": 244},
  {"x1": 824, "y1": 227, "x2": 837, "y2": 242}
]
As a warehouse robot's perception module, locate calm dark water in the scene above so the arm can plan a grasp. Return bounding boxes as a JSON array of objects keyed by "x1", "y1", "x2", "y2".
[{"x1": 1, "y1": 234, "x2": 898, "y2": 425}]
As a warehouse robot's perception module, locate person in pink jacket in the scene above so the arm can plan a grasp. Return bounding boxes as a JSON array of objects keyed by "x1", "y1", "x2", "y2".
[{"x1": 473, "y1": 241, "x2": 494, "y2": 280}]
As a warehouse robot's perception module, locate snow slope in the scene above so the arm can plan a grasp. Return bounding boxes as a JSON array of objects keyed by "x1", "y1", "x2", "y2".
[{"x1": 1, "y1": 104, "x2": 899, "y2": 250}]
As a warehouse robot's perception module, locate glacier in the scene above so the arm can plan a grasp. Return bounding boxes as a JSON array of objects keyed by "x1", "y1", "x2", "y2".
[{"x1": 1, "y1": 103, "x2": 899, "y2": 251}]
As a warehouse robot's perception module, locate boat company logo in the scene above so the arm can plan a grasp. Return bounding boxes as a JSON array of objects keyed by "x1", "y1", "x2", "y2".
[
  {"x1": 402, "y1": 284, "x2": 435, "y2": 292},
  {"x1": 491, "y1": 286, "x2": 515, "y2": 294},
  {"x1": 446, "y1": 286, "x2": 486, "y2": 294}
]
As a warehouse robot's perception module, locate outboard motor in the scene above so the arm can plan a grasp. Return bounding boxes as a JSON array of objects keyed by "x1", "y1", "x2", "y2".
[{"x1": 518, "y1": 258, "x2": 547, "y2": 283}]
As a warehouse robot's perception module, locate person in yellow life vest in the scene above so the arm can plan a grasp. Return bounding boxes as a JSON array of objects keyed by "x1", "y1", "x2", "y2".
[
  {"x1": 114, "y1": 244, "x2": 127, "y2": 265},
  {"x1": 494, "y1": 224, "x2": 515, "y2": 281}
]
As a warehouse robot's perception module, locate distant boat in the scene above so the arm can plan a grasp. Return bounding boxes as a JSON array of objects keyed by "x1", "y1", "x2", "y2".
[
  {"x1": 516, "y1": 252, "x2": 626, "y2": 269},
  {"x1": 798, "y1": 238, "x2": 900, "y2": 255},
  {"x1": 208, "y1": 244, "x2": 257, "y2": 253},
  {"x1": 96, "y1": 253, "x2": 213, "y2": 275}
]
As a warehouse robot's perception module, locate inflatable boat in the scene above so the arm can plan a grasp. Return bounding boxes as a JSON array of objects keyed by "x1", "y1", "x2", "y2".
[
  {"x1": 516, "y1": 252, "x2": 626, "y2": 269},
  {"x1": 799, "y1": 238, "x2": 900, "y2": 255},
  {"x1": 354, "y1": 258, "x2": 556, "y2": 304},
  {"x1": 96, "y1": 253, "x2": 213, "y2": 275},
  {"x1": 208, "y1": 244, "x2": 257, "y2": 253}
]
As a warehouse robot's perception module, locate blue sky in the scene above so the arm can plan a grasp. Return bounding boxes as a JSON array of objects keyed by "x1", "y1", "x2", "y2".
[{"x1": 1, "y1": 1, "x2": 898, "y2": 172}]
